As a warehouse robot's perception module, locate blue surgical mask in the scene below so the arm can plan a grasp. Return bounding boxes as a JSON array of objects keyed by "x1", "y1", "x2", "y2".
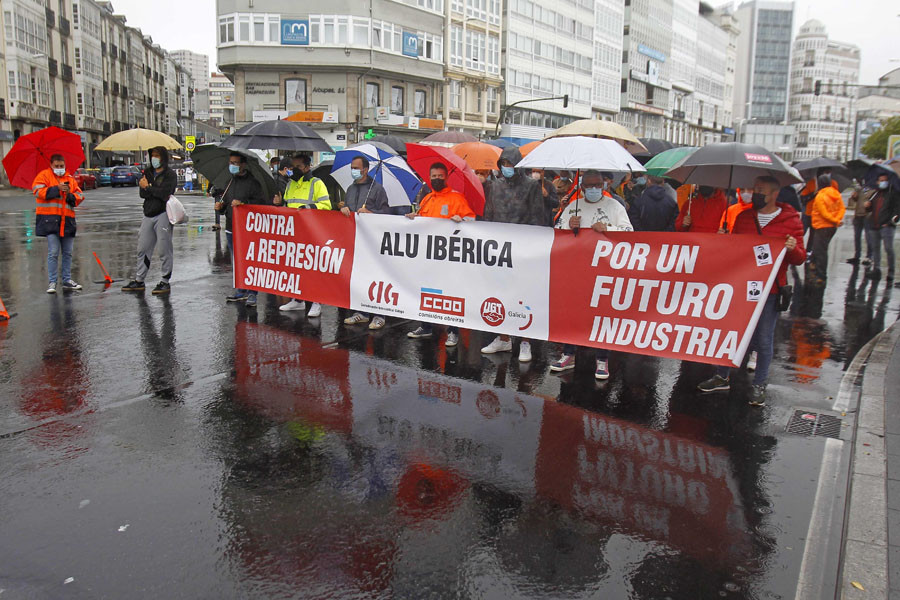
[
  {"x1": 636, "y1": 177, "x2": 647, "y2": 186},
  {"x1": 228, "y1": 164, "x2": 240, "y2": 175},
  {"x1": 584, "y1": 187, "x2": 604, "y2": 202},
  {"x1": 879, "y1": 180, "x2": 889, "y2": 190},
  {"x1": 350, "y1": 168, "x2": 363, "y2": 181},
  {"x1": 284, "y1": 168, "x2": 293, "y2": 177},
  {"x1": 151, "y1": 157, "x2": 161, "y2": 169},
  {"x1": 501, "y1": 166, "x2": 515, "y2": 179}
]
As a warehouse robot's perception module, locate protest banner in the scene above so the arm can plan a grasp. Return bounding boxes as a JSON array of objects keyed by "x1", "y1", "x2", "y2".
[{"x1": 233, "y1": 207, "x2": 785, "y2": 366}]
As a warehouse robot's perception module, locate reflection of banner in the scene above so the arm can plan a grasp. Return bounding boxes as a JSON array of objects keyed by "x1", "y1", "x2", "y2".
[
  {"x1": 535, "y1": 400, "x2": 748, "y2": 564},
  {"x1": 233, "y1": 322, "x2": 353, "y2": 433},
  {"x1": 234, "y1": 207, "x2": 784, "y2": 366}
]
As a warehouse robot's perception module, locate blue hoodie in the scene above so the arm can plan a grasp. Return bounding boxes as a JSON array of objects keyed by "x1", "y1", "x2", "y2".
[{"x1": 630, "y1": 184, "x2": 679, "y2": 232}]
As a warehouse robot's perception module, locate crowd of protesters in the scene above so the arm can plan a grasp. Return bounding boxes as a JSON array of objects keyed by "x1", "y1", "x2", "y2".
[{"x1": 32, "y1": 147, "x2": 900, "y2": 407}]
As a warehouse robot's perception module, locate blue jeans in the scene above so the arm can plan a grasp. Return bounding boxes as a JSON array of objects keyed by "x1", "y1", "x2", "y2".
[
  {"x1": 226, "y1": 232, "x2": 255, "y2": 300},
  {"x1": 46, "y1": 234, "x2": 74, "y2": 284},
  {"x1": 718, "y1": 294, "x2": 777, "y2": 386},
  {"x1": 867, "y1": 225, "x2": 896, "y2": 277}
]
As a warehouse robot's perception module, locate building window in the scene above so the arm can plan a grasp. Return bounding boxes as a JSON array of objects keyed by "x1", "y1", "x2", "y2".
[
  {"x1": 487, "y1": 87, "x2": 498, "y2": 113},
  {"x1": 219, "y1": 16, "x2": 234, "y2": 43},
  {"x1": 366, "y1": 82, "x2": 380, "y2": 108},
  {"x1": 476, "y1": 88, "x2": 482, "y2": 112},
  {"x1": 450, "y1": 80, "x2": 461, "y2": 110},
  {"x1": 391, "y1": 86, "x2": 404, "y2": 114},
  {"x1": 415, "y1": 90, "x2": 426, "y2": 116},
  {"x1": 268, "y1": 15, "x2": 280, "y2": 42},
  {"x1": 450, "y1": 26, "x2": 463, "y2": 67},
  {"x1": 253, "y1": 15, "x2": 265, "y2": 42},
  {"x1": 286, "y1": 78, "x2": 306, "y2": 111},
  {"x1": 238, "y1": 15, "x2": 250, "y2": 42}
]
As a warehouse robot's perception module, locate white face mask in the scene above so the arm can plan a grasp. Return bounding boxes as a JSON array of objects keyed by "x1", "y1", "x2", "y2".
[
  {"x1": 52, "y1": 167, "x2": 66, "y2": 177},
  {"x1": 879, "y1": 180, "x2": 890, "y2": 190},
  {"x1": 531, "y1": 172, "x2": 542, "y2": 180}
]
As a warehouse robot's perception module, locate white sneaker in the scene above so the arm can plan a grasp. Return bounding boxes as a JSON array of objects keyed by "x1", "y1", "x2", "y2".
[
  {"x1": 446, "y1": 332, "x2": 459, "y2": 347},
  {"x1": 369, "y1": 316, "x2": 386, "y2": 330},
  {"x1": 308, "y1": 302, "x2": 322, "y2": 318},
  {"x1": 62, "y1": 280, "x2": 83, "y2": 291},
  {"x1": 481, "y1": 336, "x2": 513, "y2": 354},
  {"x1": 747, "y1": 351, "x2": 758, "y2": 372},
  {"x1": 47, "y1": 283, "x2": 57, "y2": 294},
  {"x1": 279, "y1": 299, "x2": 306, "y2": 312},
  {"x1": 343, "y1": 312, "x2": 369, "y2": 325},
  {"x1": 518, "y1": 341, "x2": 532, "y2": 363}
]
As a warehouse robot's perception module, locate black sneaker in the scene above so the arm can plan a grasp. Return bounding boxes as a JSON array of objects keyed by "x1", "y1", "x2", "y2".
[
  {"x1": 152, "y1": 281, "x2": 171, "y2": 295},
  {"x1": 748, "y1": 385, "x2": 767, "y2": 407},
  {"x1": 697, "y1": 374, "x2": 730, "y2": 392},
  {"x1": 846, "y1": 258, "x2": 859, "y2": 265},
  {"x1": 122, "y1": 280, "x2": 145, "y2": 292},
  {"x1": 226, "y1": 292, "x2": 248, "y2": 302}
]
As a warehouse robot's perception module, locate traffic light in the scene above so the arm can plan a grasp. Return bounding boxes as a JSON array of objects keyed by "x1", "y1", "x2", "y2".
[
  {"x1": 563, "y1": 94, "x2": 569, "y2": 108},
  {"x1": 814, "y1": 80, "x2": 821, "y2": 96}
]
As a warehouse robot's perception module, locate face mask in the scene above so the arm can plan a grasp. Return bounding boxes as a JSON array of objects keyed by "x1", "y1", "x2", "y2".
[
  {"x1": 151, "y1": 157, "x2": 161, "y2": 169},
  {"x1": 584, "y1": 187, "x2": 604, "y2": 203},
  {"x1": 291, "y1": 170, "x2": 304, "y2": 181},
  {"x1": 284, "y1": 169, "x2": 293, "y2": 178},
  {"x1": 636, "y1": 177, "x2": 647, "y2": 186},
  {"x1": 430, "y1": 178, "x2": 446, "y2": 192},
  {"x1": 228, "y1": 164, "x2": 240, "y2": 175},
  {"x1": 531, "y1": 172, "x2": 542, "y2": 180},
  {"x1": 751, "y1": 192, "x2": 767, "y2": 210},
  {"x1": 52, "y1": 167, "x2": 66, "y2": 177},
  {"x1": 879, "y1": 180, "x2": 889, "y2": 190},
  {"x1": 740, "y1": 191, "x2": 754, "y2": 204},
  {"x1": 351, "y1": 168, "x2": 363, "y2": 181},
  {"x1": 500, "y1": 166, "x2": 515, "y2": 179},
  {"x1": 698, "y1": 186, "x2": 714, "y2": 197}
]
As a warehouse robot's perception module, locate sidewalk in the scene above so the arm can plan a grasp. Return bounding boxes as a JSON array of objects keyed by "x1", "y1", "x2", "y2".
[{"x1": 840, "y1": 318, "x2": 900, "y2": 599}]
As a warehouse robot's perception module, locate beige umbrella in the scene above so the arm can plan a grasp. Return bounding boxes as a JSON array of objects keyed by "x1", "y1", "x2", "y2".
[
  {"x1": 95, "y1": 128, "x2": 182, "y2": 152},
  {"x1": 547, "y1": 119, "x2": 647, "y2": 154}
]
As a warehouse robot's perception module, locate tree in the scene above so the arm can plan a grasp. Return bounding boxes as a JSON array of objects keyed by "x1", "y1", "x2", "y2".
[{"x1": 861, "y1": 116, "x2": 900, "y2": 159}]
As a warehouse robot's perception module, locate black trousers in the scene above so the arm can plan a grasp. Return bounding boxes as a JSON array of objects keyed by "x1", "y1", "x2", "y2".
[{"x1": 810, "y1": 227, "x2": 836, "y2": 280}]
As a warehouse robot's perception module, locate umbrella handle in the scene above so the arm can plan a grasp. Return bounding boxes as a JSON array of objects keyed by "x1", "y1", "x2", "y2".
[{"x1": 572, "y1": 169, "x2": 581, "y2": 237}]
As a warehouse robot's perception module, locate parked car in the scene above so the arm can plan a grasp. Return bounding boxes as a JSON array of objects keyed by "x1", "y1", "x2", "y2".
[
  {"x1": 74, "y1": 168, "x2": 98, "y2": 190},
  {"x1": 111, "y1": 166, "x2": 141, "y2": 187},
  {"x1": 98, "y1": 167, "x2": 113, "y2": 186}
]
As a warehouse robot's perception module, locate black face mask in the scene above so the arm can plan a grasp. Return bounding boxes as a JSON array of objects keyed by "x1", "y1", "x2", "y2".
[
  {"x1": 430, "y1": 178, "x2": 446, "y2": 192},
  {"x1": 291, "y1": 170, "x2": 305, "y2": 181},
  {"x1": 751, "y1": 192, "x2": 767, "y2": 210},
  {"x1": 698, "y1": 186, "x2": 714, "y2": 197}
]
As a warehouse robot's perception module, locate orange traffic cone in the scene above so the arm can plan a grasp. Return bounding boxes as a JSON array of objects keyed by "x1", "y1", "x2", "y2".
[
  {"x1": 0, "y1": 294, "x2": 9, "y2": 321},
  {"x1": 92, "y1": 251, "x2": 115, "y2": 284}
]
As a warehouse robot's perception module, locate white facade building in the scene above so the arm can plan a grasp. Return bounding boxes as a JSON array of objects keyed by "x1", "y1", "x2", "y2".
[
  {"x1": 788, "y1": 19, "x2": 860, "y2": 162},
  {"x1": 171, "y1": 49, "x2": 210, "y2": 92}
]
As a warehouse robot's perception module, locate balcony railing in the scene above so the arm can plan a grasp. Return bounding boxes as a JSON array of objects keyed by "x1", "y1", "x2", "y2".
[
  {"x1": 58, "y1": 16, "x2": 70, "y2": 37},
  {"x1": 112, "y1": 82, "x2": 119, "y2": 96},
  {"x1": 46, "y1": 7, "x2": 55, "y2": 28},
  {"x1": 49, "y1": 110, "x2": 62, "y2": 126},
  {"x1": 64, "y1": 113, "x2": 76, "y2": 129},
  {"x1": 122, "y1": 86, "x2": 128, "y2": 98},
  {"x1": 120, "y1": 50, "x2": 126, "y2": 62},
  {"x1": 48, "y1": 58, "x2": 58, "y2": 78},
  {"x1": 61, "y1": 64, "x2": 73, "y2": 82},
  {"x1": 110, "y1": 44, "x2": 118, "y2": 59}
]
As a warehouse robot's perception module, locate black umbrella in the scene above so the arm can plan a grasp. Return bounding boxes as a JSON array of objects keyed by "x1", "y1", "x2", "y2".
[
  {"x1": 311, "y1": 160, "x2": 345, "y2": 206},
  {"x1": 846, "y1": 158, "x2": 875, "y2": 180},
  {"x1": 863, "y1": 162, "x2": 900, "y2": 189},
  {"x1": 221, "y1": 120, "x2": 332, "y2": 153},
  {"x1": 636, "y1": 138, "x2": 677, "y2": 156},
  {"x1": 664, "y1": 142, "x2": 803, "y2": 189},
  {"x1": 793, "y1": 157, "x2": 848, "y2": 179},
  {"x1": 371, "y1": 135, "x2": 409, "y2": 155},
  {"x1": 191, "y1": 143, "x2": 277, "y2": 201}
]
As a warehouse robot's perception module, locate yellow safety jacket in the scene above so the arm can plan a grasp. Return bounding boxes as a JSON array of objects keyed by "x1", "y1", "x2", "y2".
[{"x1": 285, "y1": 175, "x2": 331, "y2": 210}]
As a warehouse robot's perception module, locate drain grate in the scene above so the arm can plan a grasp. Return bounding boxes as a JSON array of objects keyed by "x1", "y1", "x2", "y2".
[{"x1": 785, "y1": 410, "x2": 843, "y2": 439}]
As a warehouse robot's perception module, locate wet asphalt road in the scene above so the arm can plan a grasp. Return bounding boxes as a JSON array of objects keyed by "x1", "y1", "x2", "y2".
[{"x1": 1, "y1": 186, "x2": 898, "y2": 599}]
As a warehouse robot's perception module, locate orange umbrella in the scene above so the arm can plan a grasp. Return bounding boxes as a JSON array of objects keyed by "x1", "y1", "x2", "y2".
[
  {"x1": 520, "y1": 140, "x2": 542, "y2": 157},
  {"x1": 451, "y1": 142, "x2": 502, "y2": 171}
]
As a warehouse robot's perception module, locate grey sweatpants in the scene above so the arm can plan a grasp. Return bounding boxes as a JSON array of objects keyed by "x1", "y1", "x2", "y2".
[{"x1": 135, "y1": 213, "x2": 173, "y2": 282}]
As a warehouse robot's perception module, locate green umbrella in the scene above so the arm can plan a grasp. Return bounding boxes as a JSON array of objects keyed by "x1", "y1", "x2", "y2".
[{"x1": 643, "y1": 147, "x2": 698, "y2": 178}]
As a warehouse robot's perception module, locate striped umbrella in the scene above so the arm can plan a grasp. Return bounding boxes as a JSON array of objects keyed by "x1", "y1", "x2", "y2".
[{"x1": 331, "y1": 143, "x2": 421, "y2": 207}]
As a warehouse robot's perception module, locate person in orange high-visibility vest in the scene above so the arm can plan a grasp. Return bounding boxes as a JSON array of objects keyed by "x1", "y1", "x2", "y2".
[
  {"x1": 719, "y1": 188, "x2": 753, "y2": 232},
  {"x1": 32, "y1": 154, "x2": 85, "y2": 293}
]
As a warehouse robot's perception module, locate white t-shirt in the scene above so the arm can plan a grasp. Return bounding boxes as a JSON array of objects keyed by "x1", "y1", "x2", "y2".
[
  {"x1": 756, "y1": 208, "x2": 782, "y2": 229},
  {"x1": 555, "y1": 196, "x2": 634, "y2": 231}
]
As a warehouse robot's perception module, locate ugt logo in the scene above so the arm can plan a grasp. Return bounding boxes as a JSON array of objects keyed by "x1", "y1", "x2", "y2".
[{"x1": 369, "y1": 281, "x2": 399, "y2": 305}]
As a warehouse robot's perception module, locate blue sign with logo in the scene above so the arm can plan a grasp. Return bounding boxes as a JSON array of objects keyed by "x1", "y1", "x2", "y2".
[
  {"x1": 723, "y1": 127, "x2": 735, "y2": 135},
  {"x1": 402, "y1": 32, "x2": 418, "y2": 57},
  {"x1": 281, "y1": 19, "x2": 309, "y2": 45},
  {"x1": 637, "y1": 44, "x2": 666, "y2": 63}
]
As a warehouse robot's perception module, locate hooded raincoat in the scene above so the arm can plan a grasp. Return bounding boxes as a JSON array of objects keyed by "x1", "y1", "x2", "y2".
[{"x1": 482, "y1": 146, "x2": 546, "y2": 226}]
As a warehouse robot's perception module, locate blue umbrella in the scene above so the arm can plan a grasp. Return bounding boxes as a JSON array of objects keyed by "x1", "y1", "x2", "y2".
[
  {"x1": 331, "y1": 144, "x2": 421, "y2": 207},
  {"x1": 485, "y1": 139, "x2": 518, "y2": 149}
]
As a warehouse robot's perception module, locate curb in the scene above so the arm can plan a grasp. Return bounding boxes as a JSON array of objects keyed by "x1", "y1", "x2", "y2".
[{"x1": 838, "y1": 320, "x2": 900, "y2": 599}]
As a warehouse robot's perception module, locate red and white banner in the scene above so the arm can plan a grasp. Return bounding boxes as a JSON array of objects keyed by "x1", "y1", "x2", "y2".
[{"x1": 233, "y1": 206, "x2": 785, "y2": 366}]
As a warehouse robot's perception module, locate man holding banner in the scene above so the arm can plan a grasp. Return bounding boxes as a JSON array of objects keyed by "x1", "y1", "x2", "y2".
[
  {"x1": 405, "y1": 162, "x2": 476, "y2": 347},
  {"x1": 697, "y1": 175, "x2": 805, "y2": 406}
]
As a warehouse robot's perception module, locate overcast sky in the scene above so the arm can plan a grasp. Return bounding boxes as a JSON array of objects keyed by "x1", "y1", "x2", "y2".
[{"x1": 109, "y1": 0, "x2": 897, "y2": 84}]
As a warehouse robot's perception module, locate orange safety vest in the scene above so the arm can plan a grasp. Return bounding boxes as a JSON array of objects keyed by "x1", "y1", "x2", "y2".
[{"x1": 32, "y1": 168, "x2": 84, "y2": 237}]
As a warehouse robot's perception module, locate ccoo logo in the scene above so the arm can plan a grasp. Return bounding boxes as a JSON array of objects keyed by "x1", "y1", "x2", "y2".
[
  {"x1": 369, "y1": 281, "x2": 399, "y2": 305},
  {"x1": 480, "y1": 297, "x2": 505, "y2": 326}
]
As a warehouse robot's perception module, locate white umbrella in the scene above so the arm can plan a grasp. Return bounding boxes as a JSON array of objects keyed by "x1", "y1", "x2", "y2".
[{"x1": 515, "y1": 137, "x2": 646, "y2": 172}]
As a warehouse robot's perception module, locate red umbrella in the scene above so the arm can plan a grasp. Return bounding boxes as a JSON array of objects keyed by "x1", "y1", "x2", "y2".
[
  {"x1": 2, "y1": 127, "x2": 85, "y2": 189},
  {"x1": 405, "y1": 143, "x2": 485, "y2": 215}
]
